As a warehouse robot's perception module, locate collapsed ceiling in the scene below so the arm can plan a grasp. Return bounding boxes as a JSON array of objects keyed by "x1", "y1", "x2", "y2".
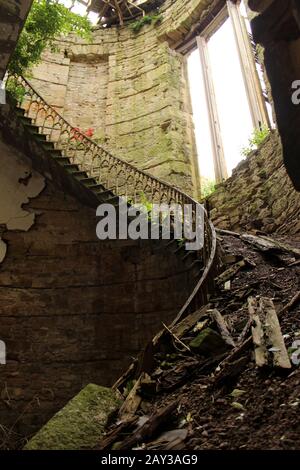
[{"x1": 88, "y1": 0, "x2": 166, "y2": 26}]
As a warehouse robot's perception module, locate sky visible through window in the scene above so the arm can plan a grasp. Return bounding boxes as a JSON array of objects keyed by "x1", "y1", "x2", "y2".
[
  {"x1": 188, "y1": 17, "x2": 254, "y2": 181},
  {"x1": 60, "y1": 0, "x2": 264, "y2": 184}
]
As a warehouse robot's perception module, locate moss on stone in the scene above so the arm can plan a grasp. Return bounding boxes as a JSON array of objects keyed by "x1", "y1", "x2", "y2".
[
  {"x1": 24, "y1": 384, "x2": 121, "y2": 450},
  {"x1": 189, "y1": 328, "x2": 229, "y2": 355}
]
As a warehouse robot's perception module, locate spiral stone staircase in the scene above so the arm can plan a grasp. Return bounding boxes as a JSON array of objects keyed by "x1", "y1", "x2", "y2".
[{"x1": 3, "y1": 75, "x2": 219, "y2": 330}]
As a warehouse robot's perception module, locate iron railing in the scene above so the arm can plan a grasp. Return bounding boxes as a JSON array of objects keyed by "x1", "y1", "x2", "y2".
[{"x1": 10, "y1": 74, "x2": 218, "y2": 321}]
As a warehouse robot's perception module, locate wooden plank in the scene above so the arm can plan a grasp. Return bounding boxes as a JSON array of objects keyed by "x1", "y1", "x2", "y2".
[
  {"x1": 118, "y1": 374, "x2": 143, "y2": 420},
  {"x1": 209, "y1": 309, "x2": 235, "y2": 348},
  {"x1": 215, "y1": 260, "x2": 246, "y2": 285},
  {"x1": 241, "y1": 233, "x2": 300, "y2": 258},
  {"x1": 112, "y1": 359, "x2": 138, "y2": 391},
  {"x1": 248, "y1": 297, "x2": 268, "y2": 367},
  {"x1": 261, "y1": 297, "x2": 291, "y2": 369},
  {"x1": 118, "y1": 400, "x2": 179, "y2": 450},
  {"x1": 171, "y1": 305, "x2": 209, "y2": 338},
  {"x1": 241, "y1": 233, "x2": 281, "y2": 252}
]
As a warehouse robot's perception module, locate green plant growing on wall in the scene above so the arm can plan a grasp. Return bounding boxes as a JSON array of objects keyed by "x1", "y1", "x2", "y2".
[
  {"x1": 241, "y1": 125, "x2": 270, "y2": 158},
  {"x1": 130, "y1": 13, "x2": 163, "y2": 33},
  {"x1": 5, "y1": 77, "x2": 26, "y2": 104},
  {"x1": 201, "y1": 179, "x2": 216, "y2": 199},
  {"x1": 8, "y1": 0, "x2": 92, "y2": 76}
]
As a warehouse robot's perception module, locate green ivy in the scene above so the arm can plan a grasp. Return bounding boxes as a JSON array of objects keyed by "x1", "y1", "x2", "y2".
[
  {"x1": 241, "y1": 125, "x2": 270, "y2": 158},
  {"x1": 130, "y1": 14, "x2": 163, "y2": 33},
  {"x1": 201, "y1": 179, "x2": 216, "y2": 199},
  {"x1": 5, "y1": 77, "x2": 26, "y2": 104},
  {"x1": 8, "y1": 0, "x2": 92, "y2": 76}
]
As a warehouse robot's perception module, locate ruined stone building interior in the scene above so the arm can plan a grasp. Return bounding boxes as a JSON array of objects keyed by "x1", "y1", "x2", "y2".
[{"x1": 0, "y1": 0, "x2": 300, "y2": 452}]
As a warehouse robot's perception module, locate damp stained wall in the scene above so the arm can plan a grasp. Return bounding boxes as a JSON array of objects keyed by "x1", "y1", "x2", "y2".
[{"x1": 27, "y1": 0, "x2": 219, "y2": 198}]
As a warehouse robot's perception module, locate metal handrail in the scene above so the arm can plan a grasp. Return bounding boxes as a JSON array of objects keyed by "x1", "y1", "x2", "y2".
[{"x1": 10, "y1": 74, "x2": 218, "y2": 322}]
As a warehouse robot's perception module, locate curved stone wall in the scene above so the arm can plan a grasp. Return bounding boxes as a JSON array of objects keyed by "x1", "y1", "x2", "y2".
[
  {"x1": 0, "y1": 137, "x2": 193, "y2": 440},
  {"x1": 208, "y1": 132, "x2": 300, "y2": 236},
  {"x1": 28, "y1": 0, "x2": 222, "y2": 199}
]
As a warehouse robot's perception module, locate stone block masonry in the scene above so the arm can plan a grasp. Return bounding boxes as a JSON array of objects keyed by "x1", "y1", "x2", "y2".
[
  {"x1": 0, "y1": 135, "x2": 194, "y2": 440},
  {"x1": 28, "y1": 0, "x2": 218, "y2": 199},
  {"x1": 208, "y1": 132, "x2": 300, "y2": 236}
]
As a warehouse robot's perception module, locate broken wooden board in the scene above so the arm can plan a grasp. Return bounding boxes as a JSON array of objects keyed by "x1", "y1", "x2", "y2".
[
  {"x1": 241, "y1": 233, "x2": 300, "y2": 258},
  {"x1": 279, "y1": 291, "x2": 300, "y2": 316},
  {"x1": 248, "y1": 297, "x2": 268, "y2": 367},
  {"x1": 112, "y1": 360, "x2": 138, "y2": 392},
  {"x1": 117, "y1": 400, "x2": 179, "y2": 450},
  {"x1": 262, "y1": 297, "x2": 292, "y2": 369},
  {"x1": 98, "y1": 416, "x2": 138, "y2": 450},
  {"x1": 118, "y1": 374, "x2": 143, "y2": 420},
  {"x1": 216, "y1": 228, "x2": 241, "y2": 238},
  {"x1": 248, "y1": 296, "x2": 291, "y2": 369},
  {"x1": 209, "y1": 309, "x2": 235, "y2": 348},
  {"x1": 215, "y1": 260, "x2": 246, "y2": 285},
  {"x1": 145, "y1": 428, "x2": 188, "y2": 450},
  {"x1": 171, "y1": 305, "x2": 210, "y2": 339}
]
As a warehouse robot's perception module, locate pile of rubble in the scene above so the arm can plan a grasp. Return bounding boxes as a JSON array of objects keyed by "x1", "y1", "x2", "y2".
[{"x1": 99, "y1": 230, "x2": 300, "y2": 450}]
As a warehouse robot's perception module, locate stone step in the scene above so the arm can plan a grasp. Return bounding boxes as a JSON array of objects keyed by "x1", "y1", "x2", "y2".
[
  {"x1": 105, "y1": 195, "x2": 122, "y2": 205},
  {"x1": 19, "y1": 115, "x2": 33, "y2": 126},
  {"x1": 62, "y1": 162, "x2": 79, "y2": 170},
  {"x1": 71, "y1": 170, "x2": 89, "y2": 180},
  {"x1": 88, "y1": 183, "x2": 108, "y2": 193},
  {"x1": 80, "y1": 177, "x2": 97, "y2": 186},
  {"x1": 41, "y1": 141, "x2": 55, "y2": 151},
  {"x1": 15, "y1": 107, "x2": 25, "y2": 116},
  {"x1": 32, "y1": 133, "x2": 47, "y2": 142},
  {"x1": 52, "y1": 155, "x2": 72, "y2": 165},
  {"x1": 48, "y1": 149, "x2": 63, "y2": 158}
]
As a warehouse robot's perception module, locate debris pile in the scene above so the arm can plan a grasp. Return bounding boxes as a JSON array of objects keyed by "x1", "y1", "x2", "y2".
[{"x1": 99, "y1": 231, "x2": 300, "y2": 450}]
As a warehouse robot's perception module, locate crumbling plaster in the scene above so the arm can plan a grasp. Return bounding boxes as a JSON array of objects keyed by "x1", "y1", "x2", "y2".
[{"x1": 0, "y1": 139, "x2": 45, "y2": 263}]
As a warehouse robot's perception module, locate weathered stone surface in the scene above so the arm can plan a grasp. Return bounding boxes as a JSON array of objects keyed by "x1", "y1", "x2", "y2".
[
  {"x1": 27, "y1": 0, "x2": 216, "y2": 198},
  {"x1": 24, "y1": 384, "x2": 121, "y2": 450},
  {"x1": 0, "y1": 133, "x2": 194, "y2": 439},
  {"x1": 0, "y1": 0, "x2": 33, "y2": 79},
  {"x1": 189, "y1": 328, "x2": 229, "y2": 355},
  {"x1": 208, "y1": 132, "x2": 300, "y2": 236}
]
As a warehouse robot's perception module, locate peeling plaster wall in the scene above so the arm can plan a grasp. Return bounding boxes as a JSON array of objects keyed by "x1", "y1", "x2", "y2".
[
  {"x1": 28, "y1": 0, "x2": 221, "y2": 198},
  {"x1": 0, "y1": 136, "x2": 193, "y2": 439},
  {"x1": 0, "y1": 140, "x2": 45, "y2": 231},
  {"x1": 0, "y1": 139, "x2": 45, "y2": 264}
]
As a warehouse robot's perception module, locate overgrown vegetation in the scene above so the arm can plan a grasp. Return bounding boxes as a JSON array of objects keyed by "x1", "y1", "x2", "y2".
[
  {"x1": 5, "y1": 78, "x2": 26, "y2": 104},
  {"x1": 130, "y1": 14, "x2": 163, "y2": 33},
  {"x1": 8, "y1": 0, "x2": 92, "y2": 76},
  {"x1": 201, "y1": 179, "x2": 216, "y2": 199},
  {"x1": 241, "y1": 125, "x2": 270, "y2": 158}
]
